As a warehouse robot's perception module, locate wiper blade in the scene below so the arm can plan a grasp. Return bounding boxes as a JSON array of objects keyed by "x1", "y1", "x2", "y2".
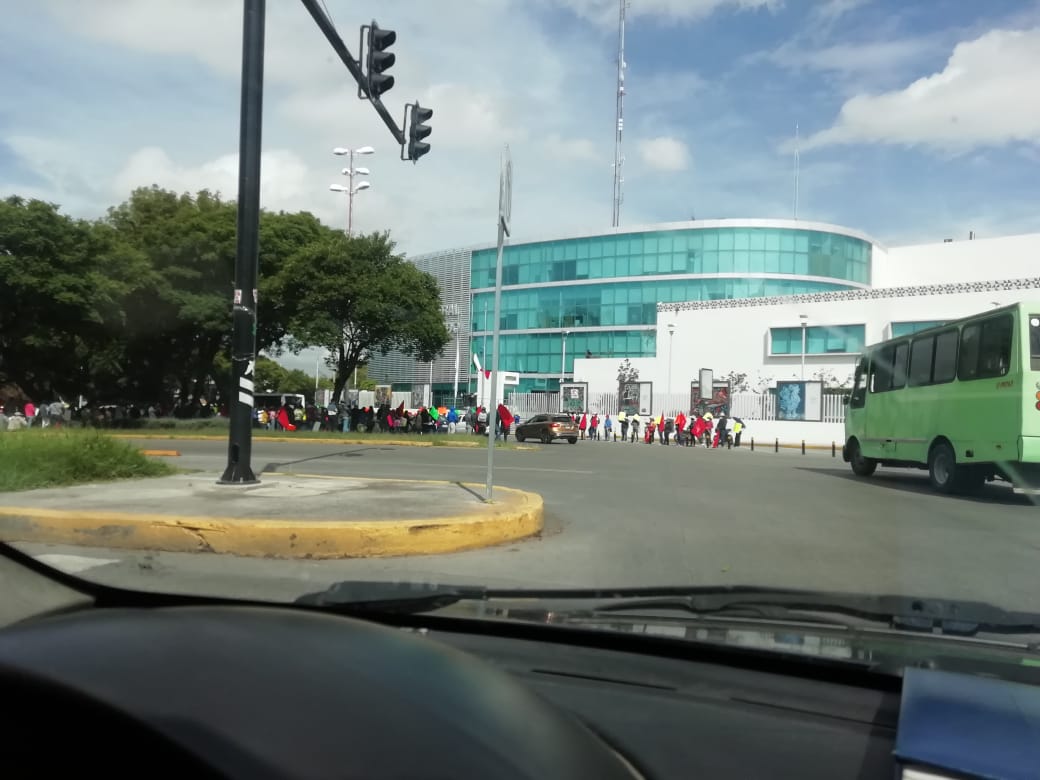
[
  {"x1": 295, "y1": 580, "x2": 488, "y2": 613},
  {"x1": 589, "y1": 589, "x2": 1040, "y2": 636},
  {"x1": 295, "y1": 581, "x2": 1040, "y2": 635}
]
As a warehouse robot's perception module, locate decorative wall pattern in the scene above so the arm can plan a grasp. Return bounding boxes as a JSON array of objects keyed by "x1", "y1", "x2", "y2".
[{"x1": 658, "y1": 278, "x2": 1040, "y2": 313}]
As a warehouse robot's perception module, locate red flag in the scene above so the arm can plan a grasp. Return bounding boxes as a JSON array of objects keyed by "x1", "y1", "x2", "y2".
[
  {"x1": 277, "y1": 408, "x2": 296, "y2": 432},
  {"x1": 484, "y1": 370, "x2": 491, "y2": 379},
  {"x1": 497, "y1": 404, "x2": 513, "y2": 427},
  {"x1": 397, "y1": 401, "x2": 405, "y2": 414}
]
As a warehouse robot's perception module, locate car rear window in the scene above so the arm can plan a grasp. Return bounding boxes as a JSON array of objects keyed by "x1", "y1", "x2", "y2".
[{"x1": 552, "y1": 415, "x2": 573, "y2": 422}]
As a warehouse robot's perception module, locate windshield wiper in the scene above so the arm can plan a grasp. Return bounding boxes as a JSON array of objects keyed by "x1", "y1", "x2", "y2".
[
  {"x1": 294, "y1": 582, "x2": 1040, "y2": 636},
  {"x1": 295, "y1": 580, "x2": 490, "y2": 613},
  {"x1": 587, "y1": 588, "x2": 1040, "y2": 637}
]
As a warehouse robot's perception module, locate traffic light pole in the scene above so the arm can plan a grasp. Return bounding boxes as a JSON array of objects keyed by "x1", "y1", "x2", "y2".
[
  {"x1": 219, "y1": 0, "x2": 265, "y2": 485},
  {"x1": 221, "y1": 0, "x2": 431, "y2": 484},
  {"x1": 299, "y1": 0, "x2": 405, "y2": 145}
]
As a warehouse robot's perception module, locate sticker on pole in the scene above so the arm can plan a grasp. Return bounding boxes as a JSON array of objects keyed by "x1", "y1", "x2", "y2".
[{"x1": 233, "y1": 289, "x2": 243, "y2": 304}]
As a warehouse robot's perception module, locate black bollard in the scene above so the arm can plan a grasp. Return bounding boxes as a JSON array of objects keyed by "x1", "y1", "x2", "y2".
[
  {"x1": 774, "y1": 438, "x2": 778, "y2": 453},
  {"x1": 832, "y1": 441, "x2": 836, "y2": 458},
  {"x1": 801, "y1": 440, "x2": 806, "y2": 455},
  {"x1": 750, "y1": 437, "x2": 754, "y2": 451}
]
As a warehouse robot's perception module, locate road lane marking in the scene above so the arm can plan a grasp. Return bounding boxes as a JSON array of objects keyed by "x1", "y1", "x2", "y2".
[{"x1": 271, "y1": 461, "x2": 595, "y2": 475}]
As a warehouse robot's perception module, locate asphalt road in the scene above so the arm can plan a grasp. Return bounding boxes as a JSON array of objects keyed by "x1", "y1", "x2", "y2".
[{"x1": 12, "y1": 435, "x2": 1040, "y2": 610}]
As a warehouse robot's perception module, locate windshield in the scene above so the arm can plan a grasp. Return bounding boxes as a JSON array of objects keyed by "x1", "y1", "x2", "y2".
[{"x1": 3, "y1": 0, "x2": 1040, "y2": 679}]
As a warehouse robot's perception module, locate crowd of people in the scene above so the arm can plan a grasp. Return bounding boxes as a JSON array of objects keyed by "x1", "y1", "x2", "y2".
[
  {"x1": 0, "y1": 400, "x2": 72, "y2": 431},
  {"x1": 253, "y1": 400, "x2": 514, "y2": 437},
  {"x1": 566, "y1": 409, "x2": 747, "y2": 448},
  {"x1": 2, "y1": 394, "x2": 745, "y2": 449}
]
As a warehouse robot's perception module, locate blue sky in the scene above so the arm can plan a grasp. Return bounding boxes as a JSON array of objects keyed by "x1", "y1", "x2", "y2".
[{"x1": 4, "y1": 0, "x2": 1040, "y2": 256}]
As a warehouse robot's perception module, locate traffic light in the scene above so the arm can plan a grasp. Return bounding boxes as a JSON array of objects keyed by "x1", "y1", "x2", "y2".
[
  {"x1": 365, "y1": 22, "x2": 396, "y2": 99},
  {"x1": 407, "y1": 102, "x2": 433, "y2": 162}
]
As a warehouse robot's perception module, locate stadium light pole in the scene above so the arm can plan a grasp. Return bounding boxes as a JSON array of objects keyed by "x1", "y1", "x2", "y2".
[{"x1": 331, "y1": 145, "x2": 373, "y2": 234}]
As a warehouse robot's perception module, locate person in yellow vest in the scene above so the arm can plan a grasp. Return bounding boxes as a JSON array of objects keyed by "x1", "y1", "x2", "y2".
[{"x1": 732, "y1": 417, "x2": 745, "y2": 447}]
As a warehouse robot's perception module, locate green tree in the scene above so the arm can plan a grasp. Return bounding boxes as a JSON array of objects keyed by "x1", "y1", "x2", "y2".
[
  {"x1": 0, "y1": 196, "x2": 141, "y2": 402},
  {"x1": 275, "y1": 231, "x2": 450, "y2": 402},
  {"x1": 616, "y1": 358, "x2": 640, "y2": 385},
  {"x1": 213, "y1": 354, "x2": 334, "y2": 403},
  {"x1": 257, "y1": 210, "x2": 329, "y2": 354},
  {"x1": 104, "y1": 186, "x2": 237, "y2": 403},
  {"x1": 102, "y1": 188, "x2": 322, "y2": 405}
]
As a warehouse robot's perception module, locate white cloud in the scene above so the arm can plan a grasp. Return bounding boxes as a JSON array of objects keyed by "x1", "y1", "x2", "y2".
[
  {"x1": 637, "y1": 136, "x2": 690, "y2": 172},
  {"x1": 540, "y1": 134, "x2": 599, "y2": 162},
  {"x1": 629, "y1": 69, "x2": 706, "y2": 108},
  {"x1": 799, "y1": 27, "x2": 1040, "y2": 153},
  {"x1": 545, "y1": 0, "x2": 780, "y2": 27},
  {"x1": 810, "y1": 0, "x2": 871, "y2": 27},
  {"x1": 15, "y1": 1, "x2": 617, "y2": 252},
  {"x1": 110, "y1": 147, "x2": 312, "y2": 213},
  {"x1": 763, "y1": 37, "x2": 939, "y2": 79}
]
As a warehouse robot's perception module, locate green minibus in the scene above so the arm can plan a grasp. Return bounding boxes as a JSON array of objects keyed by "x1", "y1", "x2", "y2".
[{"x1": 843, "y1": 301, "x2": 1040, "y2": 493}]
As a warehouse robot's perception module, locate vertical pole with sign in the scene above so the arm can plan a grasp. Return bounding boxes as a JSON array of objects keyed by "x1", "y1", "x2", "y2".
[
  {"x1": 485, "y1": 146, "x2": 511, "y2": 500},
  {"x1": 219, "y1": 0, "x2": 265, "y2": 485}
]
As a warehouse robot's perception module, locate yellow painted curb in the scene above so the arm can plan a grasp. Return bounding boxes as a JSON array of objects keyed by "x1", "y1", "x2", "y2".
[
  {"x1": 110, "y1": 433, "x2": 528, "y2": 450},
  {"x1": 138, "y1": 449, "x2": 181, "y2": 457},
  {"x1": 0, "y1": 481, "x2": 543, "y2": 560}
]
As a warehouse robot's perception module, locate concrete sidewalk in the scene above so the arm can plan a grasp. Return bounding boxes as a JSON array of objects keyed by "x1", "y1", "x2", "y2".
[{"x1": 0, "y1": 472, "x2": 543, "y2": 559}]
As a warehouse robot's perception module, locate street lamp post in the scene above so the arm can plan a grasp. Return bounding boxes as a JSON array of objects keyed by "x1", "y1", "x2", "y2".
[
  {"x1": 331, "y1": 146, "x2": 374, "y2": 235},
  {"x1": 482, "y1": 299, "x2": 489, "y2": 386},
  {"x1": 799, "y1": 314, "x2": 808, "y2": 380},
  {"x1": 329, "y1": 181, "x2": 370, "y2": 235},
  {"x1": 449, "y1": 321, "x2": 460, "y2": 405},
  {"x1": 667, "y1": 322, "x2": 675, "y2": 396},
  {"x1": 560, "y1": 329, "x2": 570, "y2": 410}
]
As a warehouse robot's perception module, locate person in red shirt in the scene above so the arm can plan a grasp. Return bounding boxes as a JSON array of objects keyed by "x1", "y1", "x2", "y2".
[
  {"x1": 675, "y1": 411, "x2": 687, "y2": 447},
  {"x1": 578, "y1": 413, "x2": 588, "y2": 440}
]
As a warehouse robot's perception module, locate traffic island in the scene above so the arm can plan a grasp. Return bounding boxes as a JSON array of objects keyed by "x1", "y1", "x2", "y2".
[{"x1": 0, "y1": 473, "x2": 544, "y2": 559}]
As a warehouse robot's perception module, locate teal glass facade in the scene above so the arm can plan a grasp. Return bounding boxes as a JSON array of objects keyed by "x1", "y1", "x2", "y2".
[
  {"x1": 467, "y1": 224, "x2": 873, "y2": 389},
  {"x1": 473, "y1": 278, "x2": 850, "y2": 333},
  {"x1": 471, "y1": 226, "x2": 870, "y2": 289},
  {"x1": 891, "y1": 320, "x2": 945, "y2": 338},
  {"x1": 770, "y1": 325, "x2": 866, "y2": 356}
]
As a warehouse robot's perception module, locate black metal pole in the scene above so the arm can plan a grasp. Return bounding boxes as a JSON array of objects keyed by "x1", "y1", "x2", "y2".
[{"x1": 219, "y1": 0, "x2": 265, "y2": 485}]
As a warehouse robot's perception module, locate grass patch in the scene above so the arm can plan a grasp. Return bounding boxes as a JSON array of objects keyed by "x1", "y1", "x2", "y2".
[
  {"x1": 89, "y1": 417, "x2": 229, "y2": 431},
  {"x1": 0, "y1": 429, "x2": 174, "y2": 492},
  {"x1": 111, "y1": 428, "x2": 527, "y2": 449}
]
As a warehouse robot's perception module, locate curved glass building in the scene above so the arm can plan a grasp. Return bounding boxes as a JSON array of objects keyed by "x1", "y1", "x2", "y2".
[{"x1": 369, "y1": 219, "x2": 877, "y2": 396}]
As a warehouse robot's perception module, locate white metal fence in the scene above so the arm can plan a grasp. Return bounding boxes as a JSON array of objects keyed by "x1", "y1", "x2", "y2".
[
  {"x1": 729, "y1": 393, "x2": 845, "y2": 423},
  {"x1": 506, "y1": 390, "x2": 845, "y2": 423},
  {"x1": 506, "y1": 392, "x2": 560, "y2": 418}
]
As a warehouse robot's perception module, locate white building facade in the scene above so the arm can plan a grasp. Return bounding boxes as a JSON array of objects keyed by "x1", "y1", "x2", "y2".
[{"x1": 571, "y1": 230, "x2": 1040, "y2": 444}]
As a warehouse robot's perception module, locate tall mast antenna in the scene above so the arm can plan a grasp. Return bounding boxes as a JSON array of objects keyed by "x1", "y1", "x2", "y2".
[{"x1": 611, "y1": 0, "x2": 628, "y2": 227}]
